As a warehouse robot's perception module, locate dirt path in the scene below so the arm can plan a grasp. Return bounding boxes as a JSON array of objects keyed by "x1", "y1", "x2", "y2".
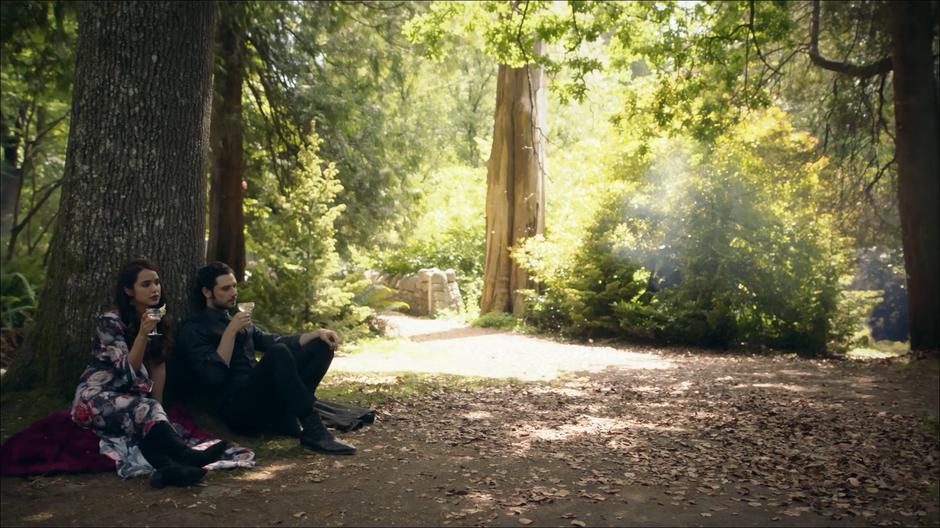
[{"x1": 2, "y1": 315, "x2": 938, "y2": 527}]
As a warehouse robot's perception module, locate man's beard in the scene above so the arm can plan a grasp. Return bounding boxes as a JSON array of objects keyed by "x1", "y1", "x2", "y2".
[{"x1": 210, "y1": 296, "x2": 234, "y2": 311}]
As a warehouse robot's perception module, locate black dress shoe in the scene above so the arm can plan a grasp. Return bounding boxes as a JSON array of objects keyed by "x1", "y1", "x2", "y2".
[
  {"x1": 300, "y1": 434, "x2": 357, "y2": 455},
  {"x1": 300, "y1": 411, "x2": 356, "y2": 455}
]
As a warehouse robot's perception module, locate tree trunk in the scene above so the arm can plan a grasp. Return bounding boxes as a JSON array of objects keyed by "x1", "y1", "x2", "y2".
[
  {"x1": 480, "y1": 44, "x2": 546, "y2": 316},
  {"x1": 4, "y1": 1, "x2": 216, "y2": 395},
  {"x1": 207, "y1": 1, "x2": 246, "y2": 280},
  {"x1": 890, "y1": 1, "x2": 940, "y2": 351},
  {"x1": 1, "y1": 108, "x2": 26, "y2": 244}
]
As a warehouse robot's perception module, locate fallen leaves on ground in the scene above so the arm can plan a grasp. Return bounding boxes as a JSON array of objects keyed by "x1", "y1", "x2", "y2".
[{"x1": 377, "y1": 353, "x2": 939, "y2": 526}]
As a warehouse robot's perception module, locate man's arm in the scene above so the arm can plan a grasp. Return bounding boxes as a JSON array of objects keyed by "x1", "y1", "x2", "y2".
[
  {"x1": 251, "y1": 322, "x2": 339, "y2": 352},
  {"x1": 178, "y1": 321, "x2": 230, "y2": 391},
  {"x1": 216, "y1": 311, "x2": 250, "y2": 365},
  {"x1": 299, "y1": 328, "x2": 340, "y2": 349}
]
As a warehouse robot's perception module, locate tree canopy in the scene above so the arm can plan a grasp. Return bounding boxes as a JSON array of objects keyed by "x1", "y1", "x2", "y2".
[{"x1": 1, "y1": 0, "x2": 936, "y2": 395}]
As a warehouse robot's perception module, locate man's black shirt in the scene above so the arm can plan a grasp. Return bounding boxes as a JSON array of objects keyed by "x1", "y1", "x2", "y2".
[{"x1": 178, "y1": 307, "x2": 301, "y2": 400}]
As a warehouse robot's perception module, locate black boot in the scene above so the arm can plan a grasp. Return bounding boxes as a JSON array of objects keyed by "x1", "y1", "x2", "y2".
[
  {"x1": 300, "y1": 411, "x2": 356, "y2": 455},
  {"x1": 271, "y1": 413, "x2": 302, "y2": 438},
  {"x1": 149, "y1": 464, "x2": 208, "y2": 488},
  {"x1": 145, "y1": 421, "x2": 229, "y2": 467},
  {"x1": 139, "y1": 430, "x2": 207, "y2": 488}
]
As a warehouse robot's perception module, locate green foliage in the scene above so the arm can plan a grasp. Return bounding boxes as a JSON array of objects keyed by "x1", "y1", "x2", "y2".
[
  {"x1": 0, "y1": 271, "x2": 37, "y2": 329},
  {"x1": 1, "y1": 1, "x2": 76, "y2": 262},
  {"x1": 241, "y1": 135, "x2": 372, "y2": 339},
  {"x1": 472, "y1": 311, "x2": 521, "y2": 330},
  {"x1": 377, "y1": 165, "x2": 486, "y2": 311},
  {"x1": 405, "y1": 1, "x2": 624, "y2": 105},
  {"x1": 0, "y1": 255, "x2": 45, "y2": 368},
  {"x1": 518, "y1": 108, "x2": 855, "y2": 353},
  {"x1": 241, "y1": 1, "x2": 445, "y2": 253},
  {"x1": 352, "y1": 283, "x2": 410, "y2": 314},
  {"x1": 828, "y1": 289, "x2": 883, "y2": 352}
]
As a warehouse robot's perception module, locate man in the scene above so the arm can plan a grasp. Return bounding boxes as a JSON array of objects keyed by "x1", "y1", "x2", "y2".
[{"x1": 177, "y1": 261, "x2": 355, "y2": 455}]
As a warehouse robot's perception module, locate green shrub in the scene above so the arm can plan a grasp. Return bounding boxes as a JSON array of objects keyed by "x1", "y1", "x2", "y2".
[
  {"x1": 828, "y1": 289, "x2": 883, "y2": 353},
  {"x1": 1, "y1": 272, "x2": 38, "y2": 330},
  {"x1": 517, "y1": 108, "x2": 854, "y2": 353},
  {"x1": 242, "y1": 135, "x2": 375, "y2": 339},
  {"x1": 472, "y1": 311, "x2": 520, "y2": 329},
  {"x1": 377, "y1": 165, "x2": 486, "y2": 311}
]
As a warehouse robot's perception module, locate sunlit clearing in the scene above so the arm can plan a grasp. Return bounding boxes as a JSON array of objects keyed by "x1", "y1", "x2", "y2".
[
  {"x1": 335, "y1": 332, "x2": 673, "y2": 381},
  {"x1": 846, "y1": 347, "x2": 906, "y2": 360},
  {"x1": 513, "y1": 415, "x2": 686, "y2": 447},
  {"x1": 232, "y1": 462, "x2": 294, "y2": 481}
]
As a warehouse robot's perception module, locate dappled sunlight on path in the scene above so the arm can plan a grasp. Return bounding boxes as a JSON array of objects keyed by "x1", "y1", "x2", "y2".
[{"x1": 333, "y1": 314, "x2": 674, "y2": 380}]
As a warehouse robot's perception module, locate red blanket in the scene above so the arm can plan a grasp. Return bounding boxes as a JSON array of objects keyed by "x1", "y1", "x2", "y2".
[{"x1": 0, "y1": 406, "x2": 209, "y2": 476}]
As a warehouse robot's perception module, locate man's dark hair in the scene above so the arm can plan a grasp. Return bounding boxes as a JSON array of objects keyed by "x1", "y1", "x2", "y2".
[
  {"x1": 193, "y1": 261, "x2": 234, "y2": 309},
  {"x1": 197, "y1": 261, "x2": 234, "y2": 291}
]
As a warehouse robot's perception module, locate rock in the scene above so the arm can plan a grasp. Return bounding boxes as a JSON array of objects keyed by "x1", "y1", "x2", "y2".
[{"x1": 369, "y1": 267, "x2": 464, "y2": 317}]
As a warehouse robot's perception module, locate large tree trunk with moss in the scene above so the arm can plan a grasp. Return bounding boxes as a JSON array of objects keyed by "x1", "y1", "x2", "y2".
[
  {"x1": 4, "y1": 1, "x2": 216, "y2": 396},
  {"x1": 890, "y1": 1, "x2": 940, "y2": 352},
  {"x1": 207, "y1": 1, "x2": 246, "y2": 280},
  {"x1": 480, "y1": 47, "x2": 546, "y2": 316}
]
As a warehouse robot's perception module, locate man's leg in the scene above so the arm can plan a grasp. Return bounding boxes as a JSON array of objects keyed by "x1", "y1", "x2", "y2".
[
  {"x1": 291, "y1": 337, "x2": 335, "y2": 395},
  {"x1": 225, "y1": 344, "x2": 354, "y2": 455},
  {"x1": 220, "y1": 345, "x2": 312, "y2": 434}
]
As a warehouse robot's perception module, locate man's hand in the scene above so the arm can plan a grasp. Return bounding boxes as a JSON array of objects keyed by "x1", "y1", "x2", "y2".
[
  {"x1": 313, "y1": 328, "x2": 341, "y2": 350},
  {"x1": 225, "y1": 311, "x2": 251, "y2": 335}
]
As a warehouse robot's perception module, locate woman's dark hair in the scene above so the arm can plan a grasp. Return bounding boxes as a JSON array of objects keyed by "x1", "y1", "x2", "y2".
[{"x1": 113, "y1": 259, "x2": 174, "y2": 364}]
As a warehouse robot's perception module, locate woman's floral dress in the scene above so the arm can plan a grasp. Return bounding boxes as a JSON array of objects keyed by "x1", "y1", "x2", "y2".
[{"x1": 70, "y1": 311, "x2": 168, "y2": 441}]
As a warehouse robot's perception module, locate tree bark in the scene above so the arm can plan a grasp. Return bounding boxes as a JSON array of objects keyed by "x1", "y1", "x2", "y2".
[
  {"x1": 207, "y1": 1, "x2": 246, "y2": 280},
  {"x1": 4, "y1": 1, "x2": 216, "y2": 395},
  {"x1": 481, "y1": 44, "x2": 546, "y2": 316},
  {"x1": 889, "y1": 1, "x2": 940, "y2": 351},
  {"x1": 1, "y1": 108, "x2": 26, "y2": 243}
]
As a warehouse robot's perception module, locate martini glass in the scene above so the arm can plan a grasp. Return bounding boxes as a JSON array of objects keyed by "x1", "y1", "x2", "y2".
[{"x1": 147, "y1": 305, "x2": 166, "y2": 336}]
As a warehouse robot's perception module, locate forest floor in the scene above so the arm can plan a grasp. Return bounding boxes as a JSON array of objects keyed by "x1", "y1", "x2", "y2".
[{"x1": 1, "y1": 313, "x2": 938, "y2": 527}]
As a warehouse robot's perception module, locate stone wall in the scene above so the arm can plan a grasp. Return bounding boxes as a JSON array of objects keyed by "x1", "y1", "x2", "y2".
[{"x1": 369, "y1": 268, "x2": 463, "y2": 316}]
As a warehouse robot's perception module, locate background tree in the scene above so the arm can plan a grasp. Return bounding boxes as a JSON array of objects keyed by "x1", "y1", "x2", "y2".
[
  {"x1": 0, "y1": 1, "x2": 75, "y2": 263},
  {"x1": 241, "y1": 1, "x2": 431, "y2": 254},
  {"x1": 207, "y1": 1, "x2": 247, "y2": 280},
  {"x1": 882, "y1": 1, "x2": 939, "y2": 351},
  {"x1": 3, "y1": 1, "x2": 216, "y2": 395},
  {"x1": 480, "y1": 40, "x2": 547, "y2": 315}
]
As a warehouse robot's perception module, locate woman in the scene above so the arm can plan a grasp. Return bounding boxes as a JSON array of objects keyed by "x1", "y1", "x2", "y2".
[{"x1": 71, "y1": 259, "x2": 228, "y2": 488}]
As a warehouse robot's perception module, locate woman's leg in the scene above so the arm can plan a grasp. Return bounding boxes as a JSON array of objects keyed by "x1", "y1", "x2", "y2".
[{"x1": 77, "y1": 391, "x2": 206, "y2": 487}]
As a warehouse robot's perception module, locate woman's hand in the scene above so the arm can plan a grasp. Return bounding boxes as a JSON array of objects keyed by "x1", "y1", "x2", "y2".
[{"x1": 137, "y1": 310, "x2": 159, "y2": 339}]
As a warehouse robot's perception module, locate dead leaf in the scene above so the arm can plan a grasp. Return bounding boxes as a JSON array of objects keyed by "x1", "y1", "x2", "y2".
[{"x1": 22, "y1": 513, "x2": 54, "y2": 522}]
